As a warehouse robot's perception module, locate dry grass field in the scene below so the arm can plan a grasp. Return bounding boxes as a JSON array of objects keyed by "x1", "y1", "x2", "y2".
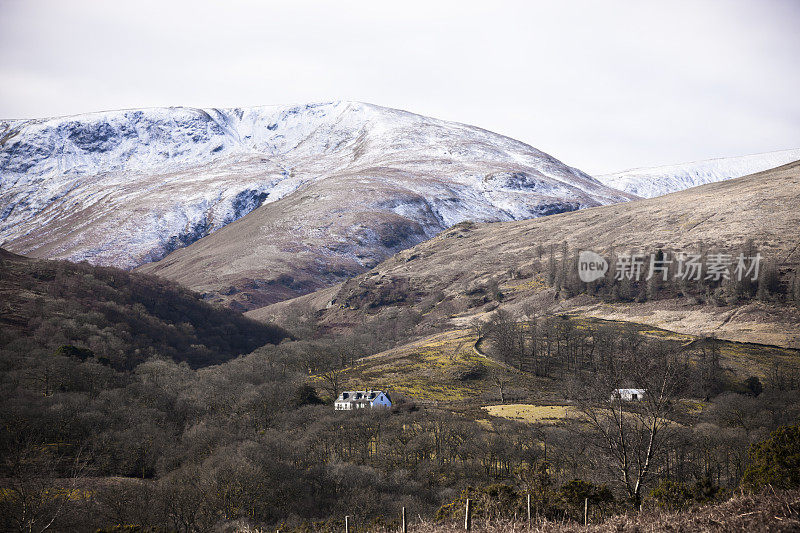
[
  {"x1": 482, "y1": 404, "x2": 574, "y2": 424},
  {"x1": 316, "y1": 329, "x2": 553, "y2": 403},
  {"x1": 314, "y1": 313, "x2": 800, "y2": 410}
]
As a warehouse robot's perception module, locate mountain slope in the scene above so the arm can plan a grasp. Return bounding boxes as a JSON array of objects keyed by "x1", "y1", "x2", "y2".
[
  {"x1": 596, "y1": 148, "x2": 800, "y2": 198},
  {"x1": 0, "y1": 248, "x2": 288, "y2": 369},
  {"x1": 1, "y1": 102, "x2": 636, "y2": 309},
  {"x1": 248, "y1": 161, "x2": 800, "y2": 348}
]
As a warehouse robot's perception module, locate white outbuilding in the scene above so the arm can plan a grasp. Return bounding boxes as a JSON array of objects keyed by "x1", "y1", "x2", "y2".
[
  {"x1": 334, "y1": 390, "x2": 392, "y2": 410},
  {"x1": 611, "y1": 388, "x2": 646, "y2": 401}
]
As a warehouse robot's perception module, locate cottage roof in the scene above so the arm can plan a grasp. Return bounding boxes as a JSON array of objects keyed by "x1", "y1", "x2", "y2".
[{"x1": 336, "y1": 390, "x2": 390, "y2": 402}]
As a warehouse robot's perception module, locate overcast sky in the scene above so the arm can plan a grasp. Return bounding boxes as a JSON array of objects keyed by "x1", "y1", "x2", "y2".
[{"x1": 1, "y1": 0, "x2": 798, "y2": 174}]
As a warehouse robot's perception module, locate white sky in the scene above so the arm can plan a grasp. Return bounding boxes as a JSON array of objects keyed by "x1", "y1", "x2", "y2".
[{"x1": 1, "y1": 0, "x2": 798, "y2": 174}]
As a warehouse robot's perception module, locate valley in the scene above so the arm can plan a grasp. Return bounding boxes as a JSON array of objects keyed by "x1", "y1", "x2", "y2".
[
  {"x1": 4, "y1": 0, "x2": 800, "y2": 529},
  {"x1": 2, "y1": 104, "x2": 800, "y2": 532}
]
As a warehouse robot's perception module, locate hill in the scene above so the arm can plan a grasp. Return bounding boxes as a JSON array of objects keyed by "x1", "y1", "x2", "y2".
[
  {"x1": 0, "y1": 102, "x2": 633, "y2": 310},
  {"x1": 0, "y1": 249, "x2": 288, "y2": 369},
  {"x1": 248, "y1": 160, "x2": 800, "y2": 348},
  {"x1": 596, "y1": 148, "x2": 800, "y2": 198},
  {"x1": 321, "y1": 315, "x2": 800, "y2": 412}
]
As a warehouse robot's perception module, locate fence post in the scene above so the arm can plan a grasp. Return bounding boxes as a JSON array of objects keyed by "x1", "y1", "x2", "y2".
[
  {"x1": 402, "y1": 506, "x2": 407, "y2": 533},
  {"x1": 584, "y1": 498, "x2": 588, "y2": 526},
  {"x1": 345, "y1": 515, "x2": 350, "y2": 533},
  {"x1": 527, "y1": 493, "x2": 531, "y2": 526},
  {"x1": 464, "y1": 498, "x2": 472, "y2": 531}
]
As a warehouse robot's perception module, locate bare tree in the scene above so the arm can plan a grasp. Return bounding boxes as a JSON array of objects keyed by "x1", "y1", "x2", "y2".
[
  {"x1": 573, "y1": 342, "x2": 686, "y2": 508},
  {"x1": 319, "y1": 367, "x2": 344, "y2": 401},
  {"x1": 0, "y1": 443, "x2": 89, "y2": 533},
  {"x1": 491, "y1": 368, "x2": 514, "y2": 404},
  {"x1": 485, "y1": 309, "x2": 520, "y2": 365}
]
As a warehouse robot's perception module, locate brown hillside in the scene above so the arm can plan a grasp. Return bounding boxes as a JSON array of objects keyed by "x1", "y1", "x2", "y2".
[{"x1": 247, "y1": 161, "x2": 800, "y2": 347}]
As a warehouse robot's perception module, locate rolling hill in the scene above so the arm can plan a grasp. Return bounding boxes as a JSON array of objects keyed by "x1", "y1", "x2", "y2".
[
  {"x1": 248, "y1": 160, "x2": 800, "y2": 348},
  {"x1": 0, "y1": 248, "x2": 288, "y2": 369}
]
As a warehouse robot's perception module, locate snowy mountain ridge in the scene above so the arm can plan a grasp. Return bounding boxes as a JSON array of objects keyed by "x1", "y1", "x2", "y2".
[
  {"x1": 0, "y1": 102, "x2": 632, "y2": 273},
  {"x1": 595, "y1": 148, "x2": 800, "y2": 198}
]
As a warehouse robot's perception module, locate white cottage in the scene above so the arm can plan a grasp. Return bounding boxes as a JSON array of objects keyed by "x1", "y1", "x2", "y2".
[
  {"x1": 611, "y1": 388, "x2": 646, "y2": 401},
  {"x1": 335, "y1": 390, "x2": 392, "y2": 410}
]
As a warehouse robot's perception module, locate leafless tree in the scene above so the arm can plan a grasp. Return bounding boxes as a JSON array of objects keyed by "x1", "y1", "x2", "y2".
[
  {"x1": 319, "y1": 367, "x2": 344, "y2": 401},
  {"x1": 572, "y1": 342, "x2": 687, "y2": 507},
  {"x1": 491, "y1": 368, "x2": 514, "y2": 404},
  {"x1": 0, "y1": 443, "x2": 89, "y2": 533},
  {"x1": 484, "y1": 309, "x2": 520, "y2": 365}
]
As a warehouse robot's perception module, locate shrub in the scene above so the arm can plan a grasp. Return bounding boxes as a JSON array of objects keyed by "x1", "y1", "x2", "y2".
[
  {"x1": 743, "y1": 376, "x2": 763, "y2": 397},
  {"x1": 742, "y1": 425, "x2": 800, "y2": 489},
  {"x1": 649, "y1": 479, "x2": 693, "y2": 510},
  {"x1": 435, "y1": 484, "x2": 523, "y2": 521},
  {"x1": 558, "y1": 479, "x2": 614, "y2": 520},
  {"x1": 293, "y1": 384, "x2": 324, "y2": 407},
  {"x1": 56, "y1": 344, "x2": 95, "y2": 361}
]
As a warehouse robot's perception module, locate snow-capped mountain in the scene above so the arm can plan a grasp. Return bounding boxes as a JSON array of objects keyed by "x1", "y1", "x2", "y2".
[
  {"x1": 595, "y1": 149, "x2": 800, "y2": 198},
  {"x1": 1, "y1": 102, "x2": 634, "y2": 308}
]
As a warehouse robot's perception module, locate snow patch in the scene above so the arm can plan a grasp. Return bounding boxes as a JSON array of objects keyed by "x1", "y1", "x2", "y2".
[{"x1": 596, "y1": 149, "x2": 800, "y2": 198}]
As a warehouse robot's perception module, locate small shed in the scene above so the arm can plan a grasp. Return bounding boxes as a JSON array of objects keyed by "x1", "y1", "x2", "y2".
[{"x1": 611, "y1": 388, "x2": 646, "y2": 401}]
